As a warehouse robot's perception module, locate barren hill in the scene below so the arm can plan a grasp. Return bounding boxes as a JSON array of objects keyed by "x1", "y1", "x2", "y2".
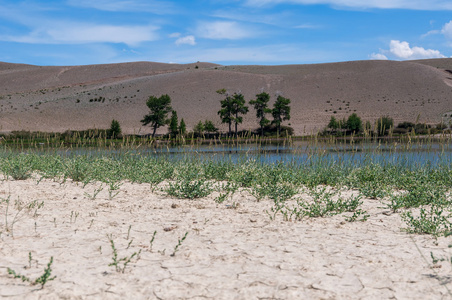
[{"x1": 1, "y1": 59, "x2": 451, "y2": 136}]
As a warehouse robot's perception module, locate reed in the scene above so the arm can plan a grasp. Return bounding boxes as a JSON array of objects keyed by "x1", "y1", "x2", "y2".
[{"x1": 0, "y1": 132, "x2": 450, "y2": 235}]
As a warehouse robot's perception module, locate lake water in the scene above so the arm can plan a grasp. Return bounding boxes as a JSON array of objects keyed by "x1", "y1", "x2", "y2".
[{"x1": 26, "y1": 139, "x2": 451, "y2": 167}]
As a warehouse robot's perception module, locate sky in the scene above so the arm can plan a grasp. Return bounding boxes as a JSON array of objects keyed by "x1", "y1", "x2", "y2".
[{"x1": 1, "y1": 0, "x2": 452, "y2": 66}]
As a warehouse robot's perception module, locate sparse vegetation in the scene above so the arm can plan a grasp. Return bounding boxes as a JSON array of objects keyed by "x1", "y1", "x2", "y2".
[{"x1": 7, "y1": 256, "x2": 56, "y2": 289}]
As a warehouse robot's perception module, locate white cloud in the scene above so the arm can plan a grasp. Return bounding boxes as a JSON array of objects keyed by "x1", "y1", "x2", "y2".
[
  {"x1": 389, "y1": 40, "x2": 446, "y2": 59},
  {"x1": 175, "y1": 35, "x2": 196, "y2": 46},
  {"x1": 1, "y1": 23, "x2": 159, "y2": 46},
  {"x1": 245, "y1": 0, "x2": 452, "y2": 10},
  {"x1": 294, "y1": 24, "x2": 322, "y2": 29},
  {"x1": 369, "y1": 53, "x2": 388, "y2": 60},
  {"x1": 442, "y1": 21, "x2": 452, "y2": 39},
  {"x1": 67, "y1": 0, "x2": 175, "y2": 13},
  {"x1": 169, "y1": 32, "x2": 181, "y2": 38},
  {"x1": 196, "y1": 21, "x2": 255, "y2": 40}
]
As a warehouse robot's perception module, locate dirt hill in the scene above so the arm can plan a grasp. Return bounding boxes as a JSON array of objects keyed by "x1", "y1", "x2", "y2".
[{"x1": 1, "y1": 59, "x2": 451, "y2": 136}]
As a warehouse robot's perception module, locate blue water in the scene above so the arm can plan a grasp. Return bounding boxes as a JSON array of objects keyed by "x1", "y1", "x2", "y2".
[{"x1": 9, "y1": 140, "x2": 452, "y2": 167}]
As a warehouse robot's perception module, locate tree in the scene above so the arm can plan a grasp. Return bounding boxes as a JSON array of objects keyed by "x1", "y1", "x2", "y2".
[
  {"x1": 109, "y1": 119, "x2": 122, "y2": 138},
  {"x1": 194, "y1": 120, "x2": 205, "y2": 136},
  {"x1": 217, "y1": 89, "x2": 233, "y2": 136},
  {"x1": 204, "y1": 120, "x2": 218, "y2": 136},
  {"x1": 168, "y1": 110, "x2": 178, "y2": 138},
  {"x1": 272, "y1": 95, "x2": 291, "y2": 136},
  {"x1": 141, "y1": 94, "x2": 173, "y2": 138},
  {"x1": 327, "y1": 116, "x2": 339, "y2": 130},
  {"x1": 346, "y1": 113, "x2": 362, "y2": 133},
  {"x1": 179, "y1": 118, "x2": 186, "y2": 136},
  {"x1": 230, "y1": 93, "x2": 249, "y2": 137},
  {"x1": 249, "y1": 92, "x2": 272, "y2": 136}
]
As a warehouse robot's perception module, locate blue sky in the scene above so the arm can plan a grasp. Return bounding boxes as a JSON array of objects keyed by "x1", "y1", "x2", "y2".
[{"x1": 1, "y1": 0, "x2": 452, "y2": 66}]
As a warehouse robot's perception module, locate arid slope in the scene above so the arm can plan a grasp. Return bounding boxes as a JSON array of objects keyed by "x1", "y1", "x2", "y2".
[{"x1": 1, "y1": 59, "x2": 451, "y2": 135}]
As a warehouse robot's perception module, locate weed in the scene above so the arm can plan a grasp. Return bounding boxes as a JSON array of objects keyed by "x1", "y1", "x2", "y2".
[
  {"x1": 402, "y1": 205, "x2": 452, "y2": 237},
  {"x1": 344, "y1": 209, "x2": 370, "y2": 222},
  {"x1": 150, "y1": 230, "x2": 157, "y2": 252},
  {"x1": 166, "y1": 179, "x2": 213, "y2": 199},
  {"x1": 70, "y1": 211, "x2": 79, "y2": 223},
  {"x1": 7, "y1": 256, "x2": 56, "y2": 289},
  {"x1": 84, "y1": 184, "x2": 104, "y2": 200},
  {"x1": 171, "y1": 232, "x2": 188, "y2": 257},
  {"x1": 126, "y1": 225, "x2": 132, "y2": 240},
  {"x1": 215, "y1": 181, "x2": 239, "y2": 203},
  {"x1": 108, "y1": 236, "x2": 141, "y2": 273},
  {"x1": 1, "y1": 196, "x2": 43, "y2": 237}
]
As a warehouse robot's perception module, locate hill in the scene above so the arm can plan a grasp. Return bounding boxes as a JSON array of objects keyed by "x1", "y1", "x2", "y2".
[{"x1": 0, "y1": 59, "x2": 451, "y2": 136}]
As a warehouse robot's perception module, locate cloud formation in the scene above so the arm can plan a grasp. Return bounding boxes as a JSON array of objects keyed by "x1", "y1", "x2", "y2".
[
  {"x1": 244, "y1": 0, "x2": 452, "y2": 10},
  {"x1": 175, "y1": 35, "x2": 196, "y2": 46},
  {"x1": 442, "y1": 21, "x2": 452, "y2": 39},
  {"x1": 369, "y1": 53, "x2": 388, "y2": 60},
  {"x1": 67, "y1": 0, "x2": 175, "y2": 13},
  {"x1": 1, "y1": 23, "x2": 159, "y2": 46},
  {"x1": 389, "y1": 40, "x2": 445, "y2": 59},
  {"x1": 196, "y1": 21, "x2": 254, "y2": 40}
]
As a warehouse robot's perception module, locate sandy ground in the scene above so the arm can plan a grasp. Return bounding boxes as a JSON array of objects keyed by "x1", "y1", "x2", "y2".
[{"x1": 1, "y1": 177, "x2": 452, "y2": 299}]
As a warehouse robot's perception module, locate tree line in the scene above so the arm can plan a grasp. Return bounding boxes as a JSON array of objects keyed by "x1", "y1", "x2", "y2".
[{"x1": 140, "y1": 90, "x2": 291, "y2": 138}]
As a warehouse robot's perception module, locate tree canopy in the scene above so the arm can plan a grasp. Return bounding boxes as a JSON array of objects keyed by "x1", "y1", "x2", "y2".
[
  {"x1": 250, "y1": 92, "x2": 272, "y2": 136},
  {"x1": 346, "y1": 113, "x2": 362, "y2": 133},
  {"x1": 272, "y1": 95, "x2": 291, "y2": 135},
  {"x1": 141, "y1": 94, "x2": 173, "y2": 137},
  {"x1": 217, "y1": 90, "x2": 248, "y2": 137},
  {"x1": 217, "y1": 89, "x2": 233, "y2": 136},
  {"x1": 169, "y1": 110, "x2": 178, "y2": 138},
  {"x1": 230, "y1": 93, "x2": 249, "y2": 137}
]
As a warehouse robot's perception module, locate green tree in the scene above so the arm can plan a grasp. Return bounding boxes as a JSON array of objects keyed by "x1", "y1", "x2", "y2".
[
  {"x1": 272, "y1": 95, "x2": 291, "y2": 136},
  {"x1": 141, "y1": 94, "x2": 173, "y2": 138},
  {"x1": 194, "y1": 120, "x2": 205, "y2": 136},
  {"x1": 179, "y1": 118, "x2": 186, "y2": 136},
  {"x1": 376, "y1": 116, "x2": 393, "y2": 136},
  {"x1": 169, "y1": 110, "x2": 178, "y2": 138},
  {"x1": 327, "y1": 116, "x2": 339, "y2": 130},
  {"x1": 217, "y1": 89, "x2": 233, "y2": 136},
  {"x1": 109, "y1": 119, "x2": 122, "y2": 138},
  {"x1": 249, "y1": 92, "x2": 272, "y2": 136},
  {"x1": 204, "y1": 120, "x2": 218, "y2": 135},
  {"x1": 346, "y1": 113, "x2": 363, "y2": 133},
  {"x1": 231, "y1": 93, "x2": 249, "y2": 137}
]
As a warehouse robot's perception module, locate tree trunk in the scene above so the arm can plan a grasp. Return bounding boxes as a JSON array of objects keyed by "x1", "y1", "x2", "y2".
[{"x1": 152, "y1": 124, "x2": 157, "y2": 138}]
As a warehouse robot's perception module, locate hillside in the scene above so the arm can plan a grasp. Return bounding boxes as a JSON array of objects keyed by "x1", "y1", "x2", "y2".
[{"x1": 0, "y1": 59, "x2": 451, "y2": 136}]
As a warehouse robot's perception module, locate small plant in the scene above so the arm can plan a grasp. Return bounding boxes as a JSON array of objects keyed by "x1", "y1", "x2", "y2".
[
  {"x1": 171, "y1": 232, "x2": 188, "y2": 257},
  {"x1": 215, "y1": 182, "x2": 239, "y2": 203},
  {"x1": 84, "y1": 184, "x2": 104, "y2": 200},
  {"x1": 4, "y1": 154, "x2": 32, "y2": 180},
  {"x1": 70, "y1": 211, "x2": 79, "y2": 223},
  {"x1": 107, "y1": 180, "x2": 122, "y2": 200},
  {"x1": 1, "y1": 196, "x2": 43, "y2": 237},
  {"x1": 402, "y1": 205, "x2": 452, "y2": 237},
  {"x1": 165, "y1": 179, "x2": 213, "y2": 199},
  {"x1": 149, "y1": 230, "x2": 157, "y2": 252},
  {"x1": 108, "y1": 236, "x2": 141, "y2": 273},
  {"x1": 344, "y1": 209, "x2": 370, "y2": 222},
  {"x1": 7, "y1": 256, "x2": 56, "y2": 289}
]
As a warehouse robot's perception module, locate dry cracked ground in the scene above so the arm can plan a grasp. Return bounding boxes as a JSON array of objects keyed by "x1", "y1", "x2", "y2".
[{"x1": 0, "y1": 177, "x2": 451, "y2": 299}]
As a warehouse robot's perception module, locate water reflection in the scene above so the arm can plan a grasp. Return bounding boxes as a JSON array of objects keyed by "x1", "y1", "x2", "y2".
[{"x1": 15, "y1": 139, "x2": 451, "y2": 167}]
